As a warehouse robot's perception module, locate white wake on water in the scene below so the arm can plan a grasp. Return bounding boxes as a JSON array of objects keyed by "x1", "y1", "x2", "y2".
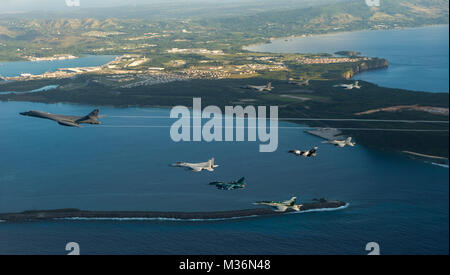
[
  {"x1": 431, "y1": 163, "x2": 449, "y2": 169},
  {"x1": 55, "y1": 204, "x2": 350, "y2": 222}
]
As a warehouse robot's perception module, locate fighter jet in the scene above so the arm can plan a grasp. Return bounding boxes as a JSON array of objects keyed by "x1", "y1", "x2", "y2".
[
  {"x1": 289, "y1": 147, "x2": 318, "y2": 157},
  {"x1": 242, "y1": 82, "x2": 273, "y2": 92},
  {"x1": 333, "y1": 81, "x2": 361, "y2": 90},
  {"x1": 209, "y1": 177, "x2": 246, "y2": 190},
  {"x1": 20, "y1": 109, "x2": 101, "y2": 127},
  {"x1": 172, "y1": 158, "x2": 219, "y2": 172},
  {"x1": 254, "y1": 197, "x2": 301, "y2": 212},
  {"x1": 323, "y1": 137, "x2": 356, "y2": 148},
  {"x1": 289, "y1": 78, "x2": 310, "y2": 86}
]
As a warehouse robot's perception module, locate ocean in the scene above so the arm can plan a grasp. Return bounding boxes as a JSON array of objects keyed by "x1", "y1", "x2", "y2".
[
  {"x1": 0, "y1": 27, "x2": 449, "y2": 255},
  {"x1": 0, "y1": 101, "x2": 448, "y2": 255},
  {"x1": 246, "y1": 25, "x2": 449, "y2": 93},
  {"x1": 0, "y1": 55, "x2": 116, "y2": 78}
]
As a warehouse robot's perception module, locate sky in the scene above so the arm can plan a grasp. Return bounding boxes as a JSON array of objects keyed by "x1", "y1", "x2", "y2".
[
  {"x1": 0, "y1": 0, "x2": 341, "y2": 14},
  {"x1": 0, "y1": 0, "x2": 241, "y2": 13}
]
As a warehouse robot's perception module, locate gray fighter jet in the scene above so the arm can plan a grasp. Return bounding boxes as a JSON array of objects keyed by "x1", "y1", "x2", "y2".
[
  {"x1": 323, "y1": 137, "x2": 356, "y2": 148},
  {"x1": 254, "y1": 197, "x2": 301, "y2": 212},
  {"x1": 333, "y1": 81, "x2": 361, "y2": 90},
  {"x1": 289, "y1": 78, "x2": 310, "y2": 86},
  {"x1": 20, "y1": 109, "x2": 101, "y2": 127},
  {"x1": 172, "y1": 158, "x2": 219, "y2": 172},
  {"x1": 242, "y1": 82, "x2": 273, "y2": 92}
]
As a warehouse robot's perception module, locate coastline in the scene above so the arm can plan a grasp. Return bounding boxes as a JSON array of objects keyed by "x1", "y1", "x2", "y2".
[
  {"x1": 243, "y1": 24, "x2": 450, "y2": 52},
  {"x1": 402, "y1": 151, "x2": 449, "y2": 163}
]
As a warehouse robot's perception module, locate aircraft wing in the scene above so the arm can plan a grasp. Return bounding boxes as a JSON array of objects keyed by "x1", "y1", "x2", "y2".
[
  {"x1": 52, "y1": 115, "x2": 83, "y2": 127},
  {"x1": 57, "y1": 120, "x2": 81, "y2": 127},
  {"x1": 273, "y1": 205, "x2": 288, "y2": 212},
  {"x1": 54, "y1": 115, "x2": 82, "y2": 121},
  {"x1": 209, "y1": 182, "x2": 223, "y2": 186},
  {"x1": 191, "y1": 166, "x2": 203, "y2": 172},
  {"x1": 223, "y1": 184, "x2": 234, "y2": 190}
]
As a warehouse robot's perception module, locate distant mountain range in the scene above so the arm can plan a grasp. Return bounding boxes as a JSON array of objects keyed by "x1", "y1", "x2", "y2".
[{"x1": 0, "y1": 0, "x2": 448, "y2": 62}]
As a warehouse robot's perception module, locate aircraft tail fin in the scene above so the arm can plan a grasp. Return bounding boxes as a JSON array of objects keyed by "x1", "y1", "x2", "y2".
[
  {"x1": 209, "y1": 158, "x2": 215, "y2": 168},
  {"x1": 284, "y1": 197, "x2": 297, "y2": 206},
  {"x1": 88, "y1": 109, "x2": 100, "y2": 117},
  {"x1": 346, "y1": 137, "x2": 352, "y2": 143},
  {"x1": 267, "y1": 82, "x2": 272, "y2": 89},
  {"x1": 76, "y1": 109, "x2": 101, "y2": 125},
  {"x1": 237, "y1": 177, "x2": 245, "y2": 184}
]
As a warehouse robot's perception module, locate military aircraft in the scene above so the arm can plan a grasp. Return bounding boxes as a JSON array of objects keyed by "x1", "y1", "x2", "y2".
[
  {"x1": 209, "y1": 177, "x2": 246, "y2": 190},
  {"x1": 172, "y1": 158, "x2": 219, "y2": 172},
  {"x1": 333, "y1": 81, "x2": 361, "y2": 90},
  {"x1": 323, "y1": 137, "x2": 356, "y2": 148},
  {"x1": 289, "y1": 147, "x2": 318, "y2": 157},
  {"x1": 289, "y1": 78, "x2": 310, "y2": 86},
  {"x1": 20, "y1": 109, "x2": 101, "y2": 127},
  {"x1": 254, "y1": 197, "x2": 301, "y2": 212},
  {"x1": 242, "y1": 82, "x2": 273, "y2": 92}
]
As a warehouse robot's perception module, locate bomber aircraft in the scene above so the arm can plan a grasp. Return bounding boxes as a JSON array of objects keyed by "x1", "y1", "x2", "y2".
[{"x1": 20, "y1": 109, "x2": 101, "y2": 127}]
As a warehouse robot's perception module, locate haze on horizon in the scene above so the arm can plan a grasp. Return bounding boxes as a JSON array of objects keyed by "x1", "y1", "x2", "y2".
[{"x1": 0, "y1": 0, "x2": 342, "y2": 14}]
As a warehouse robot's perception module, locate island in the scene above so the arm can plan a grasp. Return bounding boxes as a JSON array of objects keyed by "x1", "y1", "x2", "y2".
[
  {"x1": 0, "y1": 200, "x2": 348, "y2": 222},
  {"x1": 335, "y1": 51, "x2": 361, "y2": 57}
]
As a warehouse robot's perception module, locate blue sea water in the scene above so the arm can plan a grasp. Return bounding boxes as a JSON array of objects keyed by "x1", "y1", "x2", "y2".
[
  {"x1": 246, "y1": 25, "x2": 449, "y2": 93},
  {"x1": 0, "y1": 85, "x2": 59, "y2": 95},
  {"x1": 0, "y1": 102, "x2": 448, "y2": 255},
  {"x1": 0, "y1": 27, "x2": 449, "y2": 255},
  {"x1": 0, "y1": 55, "x2": 116, "y2": 77}
]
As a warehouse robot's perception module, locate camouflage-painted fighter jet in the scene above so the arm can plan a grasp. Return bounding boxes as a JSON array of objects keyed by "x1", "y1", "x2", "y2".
[
  {"x1": 289, "y1": 147, "x2": 318, "y2": 157},
  {"x1": 254, "y1": 197, "x2": 301, "y2": 212},
  {"x1": 209, "y1": 177, "x2": 246, "y2": 190}
]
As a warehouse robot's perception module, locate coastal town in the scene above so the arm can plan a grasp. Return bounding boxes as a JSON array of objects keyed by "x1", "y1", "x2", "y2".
[{"x1": 0, "y1": 50, "x2": 384, "y2": 88}]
